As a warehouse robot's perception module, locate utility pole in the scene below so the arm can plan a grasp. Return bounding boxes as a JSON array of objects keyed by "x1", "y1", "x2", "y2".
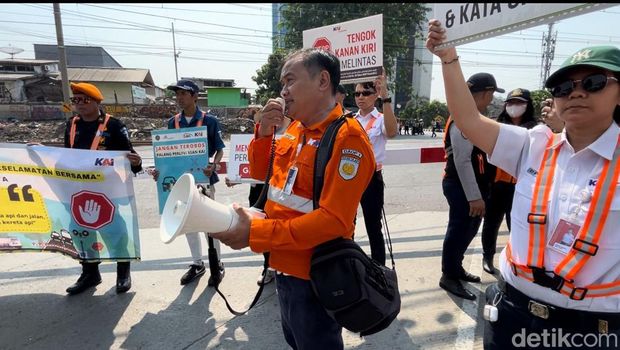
[
  {"x1": 172, "y1": 22, "x2": 179, "y2": 82},
  {"x1": 540, "y1": 22, "x2": 557, "y2": 89},
  {"x1": 53, "y1": 3, "x2": 71, "y2": 117}
]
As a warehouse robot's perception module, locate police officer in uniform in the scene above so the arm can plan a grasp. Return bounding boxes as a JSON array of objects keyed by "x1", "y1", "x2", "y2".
[
  {"x1": 64, "y1": 82, "x2": 142, "y2": 295},
  {"x1": 439, "y1": 72, "x2": 502, "y2": 300},
  {"x1": 211, "y1": 48, "x2": 375, "y2": 350},
  {"x1": 428, "y1": 19, "x2": 620, "y2": 349}
]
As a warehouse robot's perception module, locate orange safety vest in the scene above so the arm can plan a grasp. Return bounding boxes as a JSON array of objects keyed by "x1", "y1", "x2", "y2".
[
  {"x1": 506, "y1": 134, "x2": 620, "y2": 300},
  {"x1": 69, "y1": 114, "x2": 111, "y2": 150},
  {"x1": 359, "y1": 113, "x2": 382, "y2": 170},
  {"x1": 173, "y1": 111, "x2": 204, "y2": 129}
]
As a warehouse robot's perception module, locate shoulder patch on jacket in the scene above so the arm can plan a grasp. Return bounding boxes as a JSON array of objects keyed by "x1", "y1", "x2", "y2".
[{"x1": 339, "y1": 156, "x2": 360, "y2": 180}]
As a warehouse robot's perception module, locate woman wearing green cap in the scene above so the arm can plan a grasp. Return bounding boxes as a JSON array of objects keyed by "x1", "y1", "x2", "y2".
[{"x1": 427, "y1": 18, "x2": 620, "y2": 349}]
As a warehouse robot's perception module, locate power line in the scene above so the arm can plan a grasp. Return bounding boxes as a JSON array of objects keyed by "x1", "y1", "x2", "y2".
[{"x1": 81, "y1": 3, "x2": 274, "y2": 34}]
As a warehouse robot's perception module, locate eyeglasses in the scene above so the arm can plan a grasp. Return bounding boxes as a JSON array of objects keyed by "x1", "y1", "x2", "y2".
[
  {"x1": 70, "y1": 96, "x2": 93, "y2": 105},
  {"x1": 549, "y1": 73, "x2": 618, "y2": 98},
  {"x1": 354, "y1": 90, "x2": 375, "y2": 97}
]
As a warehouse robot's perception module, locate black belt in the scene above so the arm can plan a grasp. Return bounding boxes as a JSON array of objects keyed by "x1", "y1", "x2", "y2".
[{"x1": 500, "y1": 282, "x2": 620, "y2": 329}]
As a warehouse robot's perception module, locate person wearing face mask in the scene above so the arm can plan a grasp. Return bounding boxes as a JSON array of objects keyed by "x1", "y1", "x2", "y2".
[
  {"x1": 428, "y1": 19, "x2": 620, "y2": 348},
  {"x1": 481, "y1": 88, "x2": 539, "y2": 275}
]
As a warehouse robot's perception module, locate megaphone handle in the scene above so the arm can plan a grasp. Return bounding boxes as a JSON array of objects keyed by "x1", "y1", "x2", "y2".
[{"x1": 207, "y1": 236, "x2": 221, "y2": 284}]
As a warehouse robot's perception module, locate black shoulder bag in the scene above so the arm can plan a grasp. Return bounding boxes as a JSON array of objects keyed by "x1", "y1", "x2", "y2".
[{"x1": 309, "y1": 115, "x2": 401, "y2": 336}]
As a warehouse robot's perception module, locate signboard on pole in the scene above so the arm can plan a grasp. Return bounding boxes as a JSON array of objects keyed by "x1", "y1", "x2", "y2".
[
  {"x1": 151, "y1": 126, "x2": 209, "y2": 214},
  {"x1": 433, "y1": 3, "x2": 614, "y2": 48},
  {"x1": 303, "y1": 14, "x2": 383, "y2": 84},
  {"x1": 131, "y1": 85, "x2": 147, "y2": 104}
]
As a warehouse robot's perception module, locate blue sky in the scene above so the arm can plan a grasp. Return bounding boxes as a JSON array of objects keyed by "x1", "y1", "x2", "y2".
[{"x1": 1, "y1": 3, "x2": 618, "y2": 103}]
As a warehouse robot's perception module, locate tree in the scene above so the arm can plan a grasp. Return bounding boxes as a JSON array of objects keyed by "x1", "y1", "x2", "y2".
[
  {"x1": 530, "y1": 89, "x2": 552, "y2": 118},
  {"x1": 279, "y1": 3, "x2": 430, "y2": 99},
  {"x1": 252, "y1": 50, "x2": 289, "y2": 105}
]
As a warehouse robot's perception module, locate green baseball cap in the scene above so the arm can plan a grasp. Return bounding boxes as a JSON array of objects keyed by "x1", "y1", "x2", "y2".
[{"x1": 545, "y1": 45, "x2": 620, "y2": 88}]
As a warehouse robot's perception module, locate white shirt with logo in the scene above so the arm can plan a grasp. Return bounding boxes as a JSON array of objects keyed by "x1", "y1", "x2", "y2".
[
  {"x1": 355, "y1": 107, "x2": 387, "y2": 167},
  {"x1": 490, "y1": 122, "x2": 620, "y2": 312}
]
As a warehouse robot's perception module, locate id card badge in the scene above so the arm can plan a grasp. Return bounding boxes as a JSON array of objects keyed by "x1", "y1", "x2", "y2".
[
  {"x1": 283, "y1": 166, "x2": 298, "y2": 195},
  {"x1": 547, "y1": 216, "x2": 581, "y2": 255}
]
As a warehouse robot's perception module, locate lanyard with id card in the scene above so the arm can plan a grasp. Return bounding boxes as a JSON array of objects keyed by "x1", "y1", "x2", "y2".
[
  {"x1": 282, "y1": 134, "x2": 305, "y2": 196},
  {"x1": 547, "y1": 189, "x2": 592, "y2": 255}
]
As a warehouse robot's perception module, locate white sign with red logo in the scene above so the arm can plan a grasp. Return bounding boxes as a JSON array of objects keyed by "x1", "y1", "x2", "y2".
[
  {"x1": 303, "y1": 14, "x2": 383, "y2": 84},
  {"x1": 433, "y1": 3, "x2": 615, "y2": 49},
  {"x1": 227, "y1": 134, "x2": 262, "y2": 184}
]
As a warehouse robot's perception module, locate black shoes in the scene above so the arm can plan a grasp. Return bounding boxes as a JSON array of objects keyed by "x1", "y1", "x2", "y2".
[
  {"x1": 67, "y1": 262, "x2": 131, "y2": 295},
  {"x1": 116, "y1": 275, "x2": 132, "y2": 294},
  {"x1": 66, "y1": 272, "x2": 102, "y2": 295},
  {"x1": 180, "y1": 264, "x2": 206, "y2": 285},
  {"x1": 459, "y1": 270, "x2": 481, "y2": 283},
  {"x1": 116, "y1": 262, "x2": 131, "y2": 294},
  {"x1": 207, "y1": 262, "x2": 225, "y2": 287},
  {"x1": 439, "y1": 275, "x2": 476, "y2": 300},
  {"x1": 483, "y1": 256, "x2": 495, "y2": 275}
]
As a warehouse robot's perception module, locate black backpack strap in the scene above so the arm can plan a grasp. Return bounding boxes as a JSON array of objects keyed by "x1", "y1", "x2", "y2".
[
  {"x1": 313, "y1": 114, "x2": 351, "y2": 209},
  {"x1": 311, "y1": 112, "x2": 397, "y2": 270}
]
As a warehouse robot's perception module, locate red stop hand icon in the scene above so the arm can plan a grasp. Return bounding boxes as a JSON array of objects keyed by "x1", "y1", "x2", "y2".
[{"x1": 71, "y1": 191, "x2": 115, "y2": 230}]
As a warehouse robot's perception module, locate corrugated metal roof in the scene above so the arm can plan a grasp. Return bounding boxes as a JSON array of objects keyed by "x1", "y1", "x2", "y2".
[
  {"x1": 0, "y1": 59, "x2": 58, "y2": 65},
  {"x1": 0, "y1": 73, "x2": 37, "y2": 81},
  {"x1": 68, "y1": 68, "x2": 154, "y2": 85}
]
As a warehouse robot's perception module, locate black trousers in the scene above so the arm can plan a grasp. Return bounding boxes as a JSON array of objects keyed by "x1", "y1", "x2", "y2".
[
  {"x1": 81, "y1": 261, "x2": 130, "y2": 277},
  {"x1": 360, "y1": 170, "x2": 386, "y2": 265},
  {"x1": 484, "y1": 282, "x2": 620, "y2": 349},
  {"x1": 481, "y1": 181, "x2": 515, "y2": 259},
  {"x1": 441, "y1": 178, "x2": 488, "y2": 277}
]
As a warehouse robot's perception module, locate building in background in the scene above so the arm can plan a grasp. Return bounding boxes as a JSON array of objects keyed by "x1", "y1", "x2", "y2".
[
  {"x1": 179, "y1": 77, "x2": 250, "y2": 108},
  {"x1": 0, "y1": 44, "x2": 166, "y2": 104},
  {"x1": 34, "y1": 44, "x2": 122, "y2": 68},
  {"x1": 272, "y1": 3, "x2": 287, "y2": 50},
  {"x1": 206, "y1": 87, "x2": 250, "y2": 108},
  {"x1": 68, "y1": 67, "x2": 161, "y2": 104},
  {"x1": 0, "y1": 58, "x2": 61, "y2": 103}
]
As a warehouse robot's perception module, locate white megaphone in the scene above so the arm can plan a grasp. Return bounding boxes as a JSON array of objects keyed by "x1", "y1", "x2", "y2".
[{"x1": 160, "y1": 173, "x2": 239, "y2": 244}]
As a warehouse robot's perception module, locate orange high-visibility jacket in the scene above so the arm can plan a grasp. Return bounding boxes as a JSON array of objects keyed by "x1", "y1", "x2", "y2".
[{"x1": 248, "y1": 105, "x2": 375, "y2": 280}]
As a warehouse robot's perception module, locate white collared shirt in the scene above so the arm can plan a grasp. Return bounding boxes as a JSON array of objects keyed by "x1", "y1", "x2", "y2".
[
  {"x1": 355, "y1": 107, "x2": 387, "y2": 166},
  {"x1": 490, "y1": 122, "x2": 620, "y2": 312}
]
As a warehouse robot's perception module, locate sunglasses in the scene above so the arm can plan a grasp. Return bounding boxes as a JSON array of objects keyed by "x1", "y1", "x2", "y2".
[
  {"x1": 354, "y1": 90, "x2": 375, "y2": 97},
  {"x1": 549, "y1": 73, "x2": 618, "y2": 98},
  {"x1": 70, "y1": 96, "x2": 93, "y2": 105}
]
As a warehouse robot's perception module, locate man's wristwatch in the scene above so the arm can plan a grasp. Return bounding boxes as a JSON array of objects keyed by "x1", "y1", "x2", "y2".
[{"x1": 381, "y1": 97, "x2": 392, "y2": 103}]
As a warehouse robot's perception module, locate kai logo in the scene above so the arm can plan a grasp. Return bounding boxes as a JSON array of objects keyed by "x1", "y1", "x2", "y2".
[{"x1": 94, "y1": 158, "x2": 115, "y2": 166}]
